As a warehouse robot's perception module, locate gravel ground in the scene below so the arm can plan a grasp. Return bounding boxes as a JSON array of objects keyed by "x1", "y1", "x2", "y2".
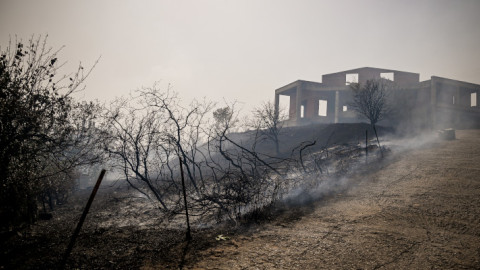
[{"x1": 188, "y1": 129, "x2": 480, "y2": 269}]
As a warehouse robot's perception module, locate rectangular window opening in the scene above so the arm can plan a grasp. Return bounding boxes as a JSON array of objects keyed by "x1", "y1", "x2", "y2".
[
  {"x1": 343, "y1": 105, "x2": 348, "y2": 112},
  {"x1": 380, "y1": 72, "x2": 394, "y2": 81},
  {"x1": 300, "y1": 105, "x2": 305, "y2": 118},
  {"x1": 279, "y1": 95, "x2": 291, "y2": 119},
  {"x1": 471, "y1": 92, "x2": 477, "y2": 107},
  {"x1": 345, "y1": 73, "x2": 358, "y2": 85},
  {"x1": 452, "y1": 96, "x2": 455, "y2": 105},
  {"x1": 318, "y1": 100, "x2": 327, "y2": 116}
]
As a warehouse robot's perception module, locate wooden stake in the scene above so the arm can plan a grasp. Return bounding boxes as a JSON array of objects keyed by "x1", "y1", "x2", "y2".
[
  {"x1": 365, "y1": 129, "x2": 368, "y2": 163},
  {"x1": 61, "y1": 169, "x2": 106, "y2": 268}
]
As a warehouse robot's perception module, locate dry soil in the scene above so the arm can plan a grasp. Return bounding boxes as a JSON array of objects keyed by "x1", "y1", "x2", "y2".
[
  {"x1": 3, "y1": 130, "x2": 480, "y2": 270},
  {"x1": 186, "y1": 129, "x2": 480, "y2": 269}
]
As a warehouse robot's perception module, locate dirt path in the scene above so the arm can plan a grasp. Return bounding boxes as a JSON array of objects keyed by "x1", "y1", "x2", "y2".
[{"x1": 188, "y1": 130, "x2": 480, "y2": 269}]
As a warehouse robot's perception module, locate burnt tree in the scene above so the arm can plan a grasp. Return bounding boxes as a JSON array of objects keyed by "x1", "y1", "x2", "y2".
[{"x1": 349, "y1": 79, "x2": 391, "y2": 155}]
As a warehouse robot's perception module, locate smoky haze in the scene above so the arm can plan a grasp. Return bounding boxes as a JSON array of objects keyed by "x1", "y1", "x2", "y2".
[
  {"x1": 1, "y1": 0, "x2": 480, "y2": 114},
  {"x1": 2, "y1": 1, "x2": 480, "y2": 269}
]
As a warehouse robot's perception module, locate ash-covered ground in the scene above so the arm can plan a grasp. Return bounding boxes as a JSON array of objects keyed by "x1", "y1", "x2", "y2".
[{"x1": 2, "y1": 128, "x2": 479, "y2": 269}]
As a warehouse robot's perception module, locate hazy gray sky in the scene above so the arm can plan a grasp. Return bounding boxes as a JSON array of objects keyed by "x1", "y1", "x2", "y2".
[{"x1": 1, "y1": 0, "x2": 479, "y2": 112}]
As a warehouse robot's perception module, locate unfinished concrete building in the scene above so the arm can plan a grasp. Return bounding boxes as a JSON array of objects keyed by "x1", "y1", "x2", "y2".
[{"x1": 274, "y1": 67, "x2": 480, "y2": 130}]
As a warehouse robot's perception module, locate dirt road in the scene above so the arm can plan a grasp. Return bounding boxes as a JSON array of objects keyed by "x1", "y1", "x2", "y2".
[{"x1": 189, "y1": 130, "x2": 480, "y2": 269}]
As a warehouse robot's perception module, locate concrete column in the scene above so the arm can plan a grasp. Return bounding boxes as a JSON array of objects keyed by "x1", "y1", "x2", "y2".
[
  {"x1": 289, "y1": 94, "x2": 296, "y2": 119},
  {"x1": 296, "y1": 82, "x2": 303, "y2": 123},
  {"x1": 304, "y1": 97, "x2": 315, "y2": 118},
  {"x1": 477, "y1": 90, "x2": 479, "y2": 107},
  {"x1": 274, "y1": 93, "x2": 280, "y2": 117},
  {"x1": 334, "y1": 91, "x2": 340, "y2": 123}
]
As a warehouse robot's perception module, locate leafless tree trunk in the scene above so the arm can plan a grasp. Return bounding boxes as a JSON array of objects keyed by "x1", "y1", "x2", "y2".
[
  {"x1": 349, "y1": 79, "x2": 391, "y2": 157},
  {"x1": 252, "y1": 101, "x2": 287, "y2": 155}
]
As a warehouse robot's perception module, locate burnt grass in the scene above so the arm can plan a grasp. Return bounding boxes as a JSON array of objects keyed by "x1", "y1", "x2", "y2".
[
  {"x1": 1, "y1": 188, "x2": 331, "y2": 269},
  {"x1": 1, "y1": 123, "x2": 393, "y2": 269}
]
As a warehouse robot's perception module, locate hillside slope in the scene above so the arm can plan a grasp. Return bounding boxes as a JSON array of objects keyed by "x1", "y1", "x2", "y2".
[
  {"x1": 189, "y1": 129, "x2": 480, "y2": 269},
  {"x1": 229, "y1": 123, "x2": 392, "y2": 157}
]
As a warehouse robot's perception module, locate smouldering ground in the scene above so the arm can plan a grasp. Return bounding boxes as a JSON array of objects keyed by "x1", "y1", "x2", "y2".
[
  {"x1": 186, "y1": 129, "x2": 480, "y2": 269},
  {"x1": 2, "y1": 129, "x2": 480, "y2": 269}
]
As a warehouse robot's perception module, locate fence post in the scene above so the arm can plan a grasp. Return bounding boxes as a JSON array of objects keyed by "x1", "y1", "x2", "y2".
[
  {"x1": 61, "y1": 169, "x2": 106, "y2": 268},
  {"x1": 365, "y1": 130, "x2": 368, "y2": 163}
]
